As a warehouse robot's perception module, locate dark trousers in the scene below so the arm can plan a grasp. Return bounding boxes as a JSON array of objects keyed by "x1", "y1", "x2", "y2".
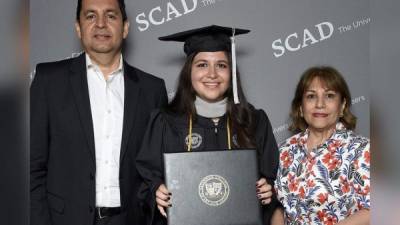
[{"x1": 94, "y1": 212, "x2": 126, "y2": 225}]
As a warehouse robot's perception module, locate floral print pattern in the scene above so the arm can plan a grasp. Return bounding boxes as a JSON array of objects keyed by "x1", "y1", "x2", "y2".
[{"x1": 275, "y1": 122, "x2": 370, "y2": 225}]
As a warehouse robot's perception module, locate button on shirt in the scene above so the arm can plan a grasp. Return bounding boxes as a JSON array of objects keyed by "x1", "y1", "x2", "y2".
[
  {"x1": 86, "y1": 54, "x2": 124, "y2": 207},
  {"x1": 275, "y1": 122, "x2": 370, "y2": 224}
]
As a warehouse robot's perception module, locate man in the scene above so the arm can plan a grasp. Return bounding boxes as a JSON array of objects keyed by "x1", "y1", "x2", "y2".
[{"x1": 30, "y1": 0, "x2": 168, "y2": 224}]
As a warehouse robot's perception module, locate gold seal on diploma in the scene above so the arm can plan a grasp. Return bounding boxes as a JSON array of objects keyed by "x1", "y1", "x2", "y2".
[{"x1": 198, "y1": 175, "x2": 230, "y2": 206}]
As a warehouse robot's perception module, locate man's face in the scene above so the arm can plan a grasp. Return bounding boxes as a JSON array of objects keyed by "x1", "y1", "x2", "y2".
[{"x1": 75, "y1": 0, "x2": 129, "y2": 56}]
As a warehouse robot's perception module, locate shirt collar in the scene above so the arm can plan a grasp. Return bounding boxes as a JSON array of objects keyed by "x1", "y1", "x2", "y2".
[
  {"x1": 298, "y1": 122, "x2": 347, "y2": 150},
  {"x1": 85, "y1": 53, "x2": 124, "y2": 75}
]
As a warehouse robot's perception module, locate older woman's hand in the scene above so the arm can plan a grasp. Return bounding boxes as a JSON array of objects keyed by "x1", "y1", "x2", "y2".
[
  {"x1": 256, "y1": 177, "x2": 273, "y2": 205},
  {"x1": 156, "y1": 184, "x2": 171, "y2": 218}
]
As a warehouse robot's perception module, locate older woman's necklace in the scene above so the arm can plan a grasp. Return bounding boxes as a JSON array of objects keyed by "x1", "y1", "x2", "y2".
[{"x1": 306, "y1": 128, "x2": 334, "y2": 152}]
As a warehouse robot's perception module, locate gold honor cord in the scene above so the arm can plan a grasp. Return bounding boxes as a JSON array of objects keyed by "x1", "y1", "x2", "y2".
[
  {"x1": 227, "y1": 116, "x2": 231, "y2": 150},
  {"x1": 188, "y1": 114, "x2": 193, "y2": 151},
  {"x1": 187, "y1": 114, "x2": 231, "y2": 152}
]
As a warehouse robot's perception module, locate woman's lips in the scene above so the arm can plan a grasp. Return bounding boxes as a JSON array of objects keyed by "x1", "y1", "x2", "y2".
[
  {"x1": 203, "y1": 82, "x2": 219, "y2": 88},
  {"x1": 312, "y1": 113, "x2": 328, "y2": 117}
]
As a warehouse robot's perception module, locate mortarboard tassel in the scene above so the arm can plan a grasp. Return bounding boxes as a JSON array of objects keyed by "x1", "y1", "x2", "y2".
[{"x1": 231, "y1": 28, "x2": 240, "y2": 104}]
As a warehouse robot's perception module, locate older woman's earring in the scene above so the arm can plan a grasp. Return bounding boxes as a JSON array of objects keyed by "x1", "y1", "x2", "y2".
[
  {"x1": 340, "y1": 103, "x2": 345, "y2": 118},
  {"x1": 300, "y1": 109, "x2": 303, "y2": 117}
]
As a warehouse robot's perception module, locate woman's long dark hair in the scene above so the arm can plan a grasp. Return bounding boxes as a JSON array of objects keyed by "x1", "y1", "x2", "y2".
[{"x1": 167, "y1": 51, "x2": 256, "y2": 148}]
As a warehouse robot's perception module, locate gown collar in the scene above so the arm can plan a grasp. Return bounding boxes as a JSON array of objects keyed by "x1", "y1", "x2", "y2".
[{"x1": 194, "y1": 96, "x2": 227, "y2": 118}]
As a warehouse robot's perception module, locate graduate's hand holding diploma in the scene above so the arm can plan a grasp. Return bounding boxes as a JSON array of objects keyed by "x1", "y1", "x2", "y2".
[
  {"x1": 156, "y1": 184, "x2": 171, "y2": 218},
  {"x1": 256, "y1": 177, "x2": 273, "y2": 205}
]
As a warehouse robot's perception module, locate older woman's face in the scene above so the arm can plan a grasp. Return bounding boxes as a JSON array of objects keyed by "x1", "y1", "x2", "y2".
[
  {"x1": 301, "y1": 77, "x2": 345, "y2": 132},
  {"x1": 191, "y1": 51, "x2": 230, "y2": 103}
]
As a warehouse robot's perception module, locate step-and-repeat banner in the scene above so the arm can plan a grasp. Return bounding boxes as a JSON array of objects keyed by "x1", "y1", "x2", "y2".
[{"x1": 31, "y1": 0, "x2": 370, "y2": 142}]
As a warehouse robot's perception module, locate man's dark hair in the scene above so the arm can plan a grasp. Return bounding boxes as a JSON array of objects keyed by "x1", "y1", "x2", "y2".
[{"x1": 76, "y1": 0, "x2": 128, "y2": 22}]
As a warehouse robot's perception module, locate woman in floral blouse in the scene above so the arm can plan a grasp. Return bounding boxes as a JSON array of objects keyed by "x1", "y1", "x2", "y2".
[{"x1": 274, "y1": 66, "x2": 370, "y2": 225}]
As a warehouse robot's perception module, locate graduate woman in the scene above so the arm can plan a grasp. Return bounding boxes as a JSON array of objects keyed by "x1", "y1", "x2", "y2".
[{"x1": 136, "y1": 25, "x2": 280, "y2": 225}]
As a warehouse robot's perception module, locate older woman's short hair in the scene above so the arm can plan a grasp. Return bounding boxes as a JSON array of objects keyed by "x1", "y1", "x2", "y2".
[{"x1": 289, "y1": 66, "x2": 357, "y2": 132}]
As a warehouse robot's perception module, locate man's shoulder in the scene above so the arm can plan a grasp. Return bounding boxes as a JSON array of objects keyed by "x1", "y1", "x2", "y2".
[
  {"x1": 34, "y1": 55, "x2": 85, "y2": 80},
  {"x1": 36, "y1": 55, "x2": 80, "y2": 71},
  {"x1": 33, "y1": 56, "x2": 84, "y2": 84}
]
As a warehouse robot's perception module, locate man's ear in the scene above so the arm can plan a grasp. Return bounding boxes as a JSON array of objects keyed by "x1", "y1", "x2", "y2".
[
  {"x1": 75, "y1": 21, "x2": 82, "y2": 39},
  {"x1": 123, "y1": 21, "x2": 130, "y2": 39}
]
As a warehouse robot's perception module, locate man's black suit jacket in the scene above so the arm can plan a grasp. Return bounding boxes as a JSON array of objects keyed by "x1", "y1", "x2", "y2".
[{"x1": 30, "y1": 53, "x2": 168, "y2": 225}]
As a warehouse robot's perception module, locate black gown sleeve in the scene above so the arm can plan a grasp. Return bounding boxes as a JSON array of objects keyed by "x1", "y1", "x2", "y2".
[
  {"x1": 254, "y1": 109, "x2": 280, "y2": 225},
  {"x1": 30, "y1": 64, "x2": 52, "y2": 225},
  {"x1": 136, "y1": 110, "x2": 168, "y2": 225}
]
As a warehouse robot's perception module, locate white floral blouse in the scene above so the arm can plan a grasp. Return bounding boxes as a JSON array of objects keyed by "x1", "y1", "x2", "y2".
[{"x1": 275, "y1": 122, "x2": 370, "y2": 225}]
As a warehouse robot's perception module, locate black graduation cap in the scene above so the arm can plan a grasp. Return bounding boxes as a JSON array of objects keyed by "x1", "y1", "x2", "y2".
[
  {"x1": 158, "y1": 25, "x2": 250, "y2": 56},
  {"x1": 159, "y1": 25, "x2": 251, "y2": 104}
]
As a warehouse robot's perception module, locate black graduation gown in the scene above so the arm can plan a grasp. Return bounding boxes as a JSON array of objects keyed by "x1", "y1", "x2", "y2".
[{"x1": 136, "y1": 107, "x2": 279, "y2": 225}]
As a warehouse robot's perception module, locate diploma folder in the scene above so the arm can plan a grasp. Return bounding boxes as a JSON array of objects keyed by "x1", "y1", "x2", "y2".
[{"x1": 163, "y1": 149, "x2": 262, "y2": 225}]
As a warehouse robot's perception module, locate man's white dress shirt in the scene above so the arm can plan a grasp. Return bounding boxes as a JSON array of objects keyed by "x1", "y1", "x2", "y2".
[{"x1": 86, "y1": 54, "x2": 124, "y2": 207}]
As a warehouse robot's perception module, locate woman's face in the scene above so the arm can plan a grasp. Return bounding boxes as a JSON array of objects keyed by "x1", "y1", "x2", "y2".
[
  {"x1": 301, "y1": 77, "x2": 345, "y2": 132},
  {"x1": 191, "y1": 51, "x2": 230, "y2": 103}
]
